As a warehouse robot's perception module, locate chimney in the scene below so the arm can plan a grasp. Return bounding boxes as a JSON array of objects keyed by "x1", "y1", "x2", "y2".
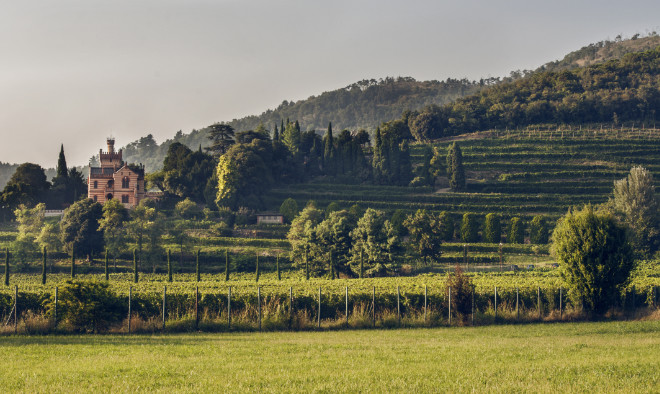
[{"x1": 107, "y1": 138, "x2": 115, "y2": 154}]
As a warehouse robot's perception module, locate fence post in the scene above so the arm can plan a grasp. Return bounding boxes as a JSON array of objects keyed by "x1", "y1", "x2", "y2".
[
  {"x1": 372, "y1": 286, "x2": 375, "y2": 328},
  {"x1": 54, "y1": 286, "x2": 58, "y2": 326},
  {"x1": 631, "y1": 285, "x2": 635, "y2": 315},
  {"x1": 128, "y1": 286, "x2": 132, "y2": 334},
  {"x1": 494, "y1": 286, "x2": 497, "y2": 320},
  {"x1": 14, "y1": 285, "x2": 18, "y2": 334},
  {"x1": 258, "y1": 286, "x2": 261, "y2": 331},
  {"x1": 448, "y1": 287, "x2": 452, "y2": 325},
  {"x1": 424, "y1": 285, "x2": 427, "y2": 322},
  {"x1": 228, "y1": 286, "x2": 231, "y2": 330},
  {"x1": 162, "y1": 286, "x2": 167, "y2": 331},
  {"x1": 397, "y1": 286, "x2": 401, "y2": 326},
  {"x1": 471, "y1": 286, "x2": 475, "y2": 326},
  {"x1": 289, "y1": 287, "x2": 293, "y2": 329},
  {"x1": 537, "y1": 287, "x2": 541, "y2": 320},
  {"x1": 195, "y1": 286, "x2": 199, "y2": 330},
  {"x1": 516, "y1": 287, "x2": 519, "y2": 320},
  {"x1": 317, "y1": 287, "x2": 321, "y2": 329},
  {"x1": 345, "y1": 286, "x2": 349, "y2": 326},
  {"x1": 559, "y1": 287, "x2": 563, "y2": 320}
]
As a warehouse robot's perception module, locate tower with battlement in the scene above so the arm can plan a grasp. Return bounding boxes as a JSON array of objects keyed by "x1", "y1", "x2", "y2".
[{"x1": 88, "y1": 138, "x2": 146, "y2": 207}]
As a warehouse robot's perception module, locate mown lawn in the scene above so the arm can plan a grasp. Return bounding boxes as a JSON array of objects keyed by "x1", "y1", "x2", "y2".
[{"x1": 0, "y1": 321, "x2": 659, "y2": 392}]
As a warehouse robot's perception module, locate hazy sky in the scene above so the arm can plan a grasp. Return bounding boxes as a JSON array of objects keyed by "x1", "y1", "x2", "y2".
[{"x1": 1, "y1": 0, "x2": 658, "y2": 167}]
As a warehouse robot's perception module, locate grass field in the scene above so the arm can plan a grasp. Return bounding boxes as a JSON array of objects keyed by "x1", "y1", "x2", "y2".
[{"x1": 0, "y1": 321, "x2": 658, "y2": 392}]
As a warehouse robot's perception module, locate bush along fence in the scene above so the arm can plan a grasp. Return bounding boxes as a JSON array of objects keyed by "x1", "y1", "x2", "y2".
[{"x1": 1, "y1": 283, "x2": 659, "y2": 334}]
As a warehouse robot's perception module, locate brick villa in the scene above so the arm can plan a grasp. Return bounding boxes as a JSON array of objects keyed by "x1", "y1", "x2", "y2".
[{"x1": 88, "y1": 139, "x2": 146, "y2": 207}]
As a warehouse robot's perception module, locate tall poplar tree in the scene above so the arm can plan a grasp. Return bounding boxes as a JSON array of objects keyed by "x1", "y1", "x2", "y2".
[{"x1": 446, "y1": 142, "x2": 466, "y2": 191}]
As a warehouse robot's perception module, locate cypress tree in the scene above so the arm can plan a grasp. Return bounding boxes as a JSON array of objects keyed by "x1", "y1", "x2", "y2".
[
  {"x1": 167, "y1": 249, "x2": 173, "y2": 282},
  {"x1": 196, "y1": 249, "x2": 200, "y2": 282},
  {"x1": 324, "y1": 122, "x2": 335, "y2": 174},
  {"x1": 70, "y1": 250, "x2": 76, "y2": 279},
  {"x1": 483, "y1": 213, "x2": 502, "y2": 243},
  {"x1": 276, "y1": 254, "x2": 281, "y2": 280},
  {"x1": 398, "y1": 140, "x2": 413, "y2": 186},
  {"x1": 104, "y1": 249, "x2": 109, "y2": 281},
  {"x1": 255, "y1": 254, "x2": 260, "y2": 282},
  {"x1": 529, "y1": 215, "x2": 549, "y2": 244},
  {"x1": 133, "y1": 249, "x2": 138, "y2": 283},
  {"x1": 56, "y1": 144, "x2": 68, "y2": 179},
  {"x1": 447, "y1": 142, "x2": 466, "y2": 191},
  {"x1": 509, "y1": 217, "x2": 525, "y2": 244},
  {"x1": 42, "y1": 246, "x2": 47, "y2": 285},
  {"x1": 5, "y1": 247, "x2": 9, "y2": 286},
  {"x1": 281, "y1": 119, "x2": 285, "y2": 139},
  {"x1": 224, "y1": 249, "x2": 229, "y2": 281},
  {"x1": 372, "y1": 127, "x2": 383, "y2": 183},
  {"x1": 273, "y1": 124, "x2": 279, "y2": 141}
]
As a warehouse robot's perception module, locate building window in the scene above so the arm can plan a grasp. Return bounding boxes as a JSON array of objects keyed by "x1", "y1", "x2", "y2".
[
  {"x1": 136, "y1": 184, "x2": 139, "y2": 191},
  {"x1": 122, "y1": 195, "x2": 129, "y2": 204},
  {"x1": 107, "y1": 180, "x2": 113, "y2": 188},
  {"x1": 93, "y1": 195, "x2": 97, "y2": 202},
  {"x1": 106, "y1": 193, "x2": 113, "y2": 201},
  {"x1": 93, "y1": 181, "x2": 98, "y2": 189},
  {"x1": 122, "y1": 176, "x2": 130, "y2": 188}
]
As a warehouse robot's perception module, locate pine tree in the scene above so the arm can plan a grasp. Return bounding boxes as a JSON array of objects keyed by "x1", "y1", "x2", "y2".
[
  {"x1": 42, "y1": 246, "x2": 47, "y2": 285},
  {"x1": 273, "y1": 124, "x2": 279, "y2": 141},
  {"x1": 283, "y1": 120, "x2": 302, "y2": 156}
]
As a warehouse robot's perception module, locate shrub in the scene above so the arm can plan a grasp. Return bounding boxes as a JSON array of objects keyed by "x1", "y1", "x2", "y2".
[
  {"x1": 447, "y1": 265, "x2": 473, "y2": 322},
  {"x1": 552, "y1": 205, "x2": 633, "y2": 314},
  {"x1": 46, "y1": 280, "x2": 124, "y2": 333}
]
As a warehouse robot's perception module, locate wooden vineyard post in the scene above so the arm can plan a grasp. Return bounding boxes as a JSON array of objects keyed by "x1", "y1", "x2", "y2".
[
  {"x1": 195, "y1": 286, "x2": 199, "y2": 330},
  {"x1": 463, "y1": 244, "x2": 468, "y2": 270},
  {"x1": 397, "y1": 286, "x2": 401, "y2": 326},
  {"x1": 559, "y1": 287, "x2": 563, "y2": 320},
  {"x1": 276, "y1": 254, "x2": 281, "y2": 281},
  {"x1": 128, "y1": 286, "x2": 132, "y2": 334},
  {"x1": 499, "y1": 243, "x2": 503, "y2": 272},
  {"x1": 42, "y1": 247, "x2": 47, "y2": 285},
  {"x1": 70, "y1": 250, "x2": 75, "y2": 279},
  {"x1": 372, "y1": 286, "x2": 376, "y2": 328},
  {"x1": 258, "y1": 286, "x2": 261, "y2": 331},
  {"x1": 227, "y1": 286, "x2": 231, "y2": 330},
  {"x1": 537, "y1": 287, "x2": 541, "y2": 320},
  {"x1": 471, "y1": 286, "x2": 475, "y2": 326},
  {"x1": 516, "y1": 288, "x2": 519, "y2": 320},
  {"x1": 54, "y1": 286, "x2": 58, "y2": 326},
  {"x1": 289, "y1": 287, "x2": 293, "y2": 329},
  {"x1": 424, "y1": 285, "x2": 427, "y2": 322},
  {"x1": 494, "y1": 286, "x2": 498, "y2": 320},
  {"x1": 162, "y1": 286, "x2": 167, "y2": 331},
  {"x1": 14, "y1": 285, "x2": 18, "y2": 334},
  {"x1": 196, "y1": 249, "x2": 200, "y2": 283},
  {"x1": 631, "y1": 286, "x2": 636, "y2": 315},
  {"x1": 317, "y1": 287, "x2": 321, "y2": 329},
  {"x1": 225, "y1": 250, "x2": 229, "y2": 281},
  {"x1": 448, "y1": 287, "x2": 451, "y2": 325},
  {"x1": 104, "y1": 249, "x2": 109, "y2": 281},
  {"x1": 345, "y1": 286, "x2": 349, "y2": 326}
]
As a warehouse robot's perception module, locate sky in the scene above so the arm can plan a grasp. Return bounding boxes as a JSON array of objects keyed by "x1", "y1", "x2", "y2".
[{"x1": 1, "y1": 0, "x2": 659, "y2": 167}]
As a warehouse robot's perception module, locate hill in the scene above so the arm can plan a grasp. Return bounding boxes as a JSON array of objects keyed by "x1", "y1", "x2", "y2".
[{"x1": 117, "y1": 34, "x2": 660, "y2": 173}]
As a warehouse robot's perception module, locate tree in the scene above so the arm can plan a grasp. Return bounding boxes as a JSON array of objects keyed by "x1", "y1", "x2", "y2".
[
  {"x1": 438, "y1": 211, "x2": 455, "y2": 241},
  {"x1": 60, "y1": 199, "x2": 104, "y2": 260},
  {"x1": 287, "y1": 204, "x2": 324, "y2": 270},
  {"x1": 12, "y1": 203, "x2": 45, "y2": 265},
  {"x1": 552, "y1": 205, "x2": 633, "y2": 314},
  {"x1": 350, "y1": 208, "x2": 394, "y2": 276},
  {"x1": 404, "y1": 209, "x2": 443, "y2": 265},
  {"x1": 279, "y1": 198, "x2": 299, "y2": 223},
  {"x1": 37, "y1": 222, "x2": 62, "y2": 254},
  {"x1": 460, "y1": 213, "x2": 479, "y2": 243},
  {"x1": 150, "y1": 143, "x2": 216, "y2": 202},
  {"x1": 283, "y1": 120, "x2": 302, "y2": 157},
  {"x1": 98, "y1": 199, "x2": 128, "y2": 266},
  {"x1": 127, "y1": 202, "x2": 164, "y2": 273},
  {"x1": 483, "y1": 213, "x2": 502, "y2": 243},
  {"x1": 215, "y1": 142, "x2": 273, "y2": 210},
  {"x1": 0, "y1": 163, "x2": 50, "y2": 213},
  {"x1": 205, "y1": 123, "x2": 236, "y2": 157},
  {"x1": 611, "y1": 166, "x2": 659, "y2": 257},
  {"x1": 314, "y1": 210, "x2": 355, "y2": 277},
  {"x1": 529, "y1": 215, "x2": 549, "y2": 244},
  {"x1": 323, "y1": 122, "x2": 335, "y2": 175},
  {"x1": 508, "y1": 217, "x2": 524, "y2": 244},
  {"x1": 446, "y1": 142, "x2": 466, "y2": 191}
]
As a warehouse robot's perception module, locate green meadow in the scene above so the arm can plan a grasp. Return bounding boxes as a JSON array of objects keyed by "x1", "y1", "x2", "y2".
[{"x1": 1, "y1": 320, "x2": 658, "y2": 392}]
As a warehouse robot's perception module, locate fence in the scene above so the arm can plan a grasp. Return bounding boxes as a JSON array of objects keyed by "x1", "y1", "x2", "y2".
[{"x1": 2, "y1": 284, "x2": 659, "y2": 334}]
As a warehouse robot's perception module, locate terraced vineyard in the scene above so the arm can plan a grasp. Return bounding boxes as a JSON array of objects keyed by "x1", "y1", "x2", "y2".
[{"x1": 267, "y1": 128, "x2": 660, "y2": 228}]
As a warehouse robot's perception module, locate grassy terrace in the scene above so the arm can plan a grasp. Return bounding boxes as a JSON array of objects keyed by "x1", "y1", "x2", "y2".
[
  {"x1": 267, "y1": 131, "x2": 660, "y2": 226},
  {"x1": 1, "y1": 321, "x2": 658, "y2": 392}
]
